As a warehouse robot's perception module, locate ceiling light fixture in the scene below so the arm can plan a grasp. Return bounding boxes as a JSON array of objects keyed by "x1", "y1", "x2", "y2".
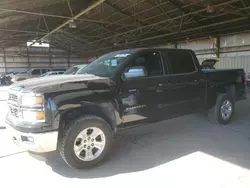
[{"x1": 69, "y1": 20, "x2": 77, "y2": 28}]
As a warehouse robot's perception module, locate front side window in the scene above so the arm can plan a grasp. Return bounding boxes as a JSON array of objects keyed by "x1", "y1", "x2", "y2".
[
  {"x1": 166, "y1": 51, "x2": 196, "y2": 74},
  {"x1": 125, "y1": 52, "x2": 163, "y2": 78}
]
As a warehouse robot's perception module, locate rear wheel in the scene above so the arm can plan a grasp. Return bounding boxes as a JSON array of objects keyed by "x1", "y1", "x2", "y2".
[
  {"x1": 59, "y1": 116, "x2": 113, "y2": 169},
  {"x1": 208, "y1": 93, "x2": 235, "y2": 125}
]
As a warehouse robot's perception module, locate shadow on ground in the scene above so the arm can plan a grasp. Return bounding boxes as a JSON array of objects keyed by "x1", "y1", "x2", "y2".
[{"x1": 32, "y1": 96, "x2": 250, "y2": 179}]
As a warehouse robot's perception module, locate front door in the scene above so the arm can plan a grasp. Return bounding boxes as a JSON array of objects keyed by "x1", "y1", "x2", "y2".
[{"x1": 119, "y1": 51, "x2": 166, "y2": 127}]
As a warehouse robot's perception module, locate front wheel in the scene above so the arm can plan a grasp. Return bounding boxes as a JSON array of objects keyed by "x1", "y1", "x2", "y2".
[
  {"x1": 59, "y1": 116, "x2": 113, "y2": 169},
  {"x1": 208, "y1": 93, "x2": 235, "y2": 125}
]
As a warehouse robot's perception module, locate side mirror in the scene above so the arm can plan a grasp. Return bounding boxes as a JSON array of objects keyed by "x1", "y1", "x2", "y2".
[{"x1": 123, "y1": 66, "x2": 147, "y2": 79}]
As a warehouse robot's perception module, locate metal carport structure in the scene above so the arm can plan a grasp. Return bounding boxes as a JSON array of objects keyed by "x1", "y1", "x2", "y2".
[{"x1": 0, "y1": 0, "x2": 249, "y2": 57}]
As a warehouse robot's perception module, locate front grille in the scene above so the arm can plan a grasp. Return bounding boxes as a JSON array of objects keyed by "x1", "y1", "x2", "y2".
[
  {"x1": 10, "y1": 106, "x2": 19, "y2": 118},
  {"x1": 9, "y1": 93, "x2": 18, "y2": 102}
]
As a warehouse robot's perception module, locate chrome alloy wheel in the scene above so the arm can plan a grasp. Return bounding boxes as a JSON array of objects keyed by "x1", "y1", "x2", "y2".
[
  {"x1": 220, "y1": 100, "x2": 233, "y2": 120},
  {"x1": 74, "y1": 127, "x2": 106, "y2": 161}
]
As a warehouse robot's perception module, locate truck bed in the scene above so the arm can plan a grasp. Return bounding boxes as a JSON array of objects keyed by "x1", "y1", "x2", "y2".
[
  {"x1": 202, "y1": 68, "x2": 246, "y2": 100},
  {"x1": 202, "y1": 68, "x2": 245, "y2": 84}
]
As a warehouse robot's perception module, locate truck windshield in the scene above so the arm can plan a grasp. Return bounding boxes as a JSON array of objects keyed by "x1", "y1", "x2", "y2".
[{"x1": 77, "y1": 51, "x2": 131, "y2": 77}]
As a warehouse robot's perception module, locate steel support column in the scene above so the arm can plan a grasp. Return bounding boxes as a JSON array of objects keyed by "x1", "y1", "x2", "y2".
[
  {"x1": 49, "y1": 47, "x2": 52, "y2": 68},
  {"x1": 216, "y1": 36, "x2": 220, "y2": 58},
  {"x1": 27, "y1": 47, "x2": 30, "y2": 69},
  {"x1": 3, "y1": 48, "x2": 7, "y2": 73}
]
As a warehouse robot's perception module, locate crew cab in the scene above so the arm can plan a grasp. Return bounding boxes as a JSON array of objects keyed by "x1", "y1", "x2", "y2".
[{"x1": 5, "y1": 48, "x2": 246, "y2": 169}]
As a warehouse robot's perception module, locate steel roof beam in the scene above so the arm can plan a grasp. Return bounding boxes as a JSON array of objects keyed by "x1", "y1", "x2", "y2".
[
  {"x1": 0, "y1": 28, "x2": 47, "y2": 34},
  {"x1": 29, "y1": 0, "x2": 106, "y2": 47},
  {"x1": 84, "y1": 0, "x2": 241, "y2": 46},
  {"x1": 80, "y1": 0, "x2": 146, "y2": 31},
  {"x1": 105, "y1": 0, "x2": 145, "y2": 26},
  {"x1": 89, "y1": 1, "x2": 199, "y2": 38},
  {"x1": 240, "y1": 0, "x2": 249, "y2": 16},
  {"x1": 0, "y1": 5, "x2": 136, "y2": 27},
  {"x1": 83, "y1": 4, "x2": 250, "y2": 53},
  {"x1": 168, "y1": 0, "x2": 201, "y2": 25}
]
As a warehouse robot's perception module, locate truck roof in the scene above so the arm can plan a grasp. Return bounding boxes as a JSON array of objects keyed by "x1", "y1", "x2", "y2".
[{"x1": 110, "y1": 48, "x2": 194, "y2": 54}]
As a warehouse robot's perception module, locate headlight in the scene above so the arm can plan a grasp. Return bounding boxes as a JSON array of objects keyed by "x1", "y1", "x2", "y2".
[
  {"x1": 21, "y1": 96, "x2": 43, "y2": 106},
  {"x1": 22, "y1": 111, "x2": 45, "y2": 122}
]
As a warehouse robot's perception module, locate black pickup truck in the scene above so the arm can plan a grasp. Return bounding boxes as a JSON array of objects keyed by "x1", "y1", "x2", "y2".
[{"x1": 5, "y1": 48, "x2": 246, "y2": 169}]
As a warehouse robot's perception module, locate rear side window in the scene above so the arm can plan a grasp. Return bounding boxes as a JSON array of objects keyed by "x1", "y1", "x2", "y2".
[{"x1": 166, "y1": 51, "x2": 196, "y2": 74}]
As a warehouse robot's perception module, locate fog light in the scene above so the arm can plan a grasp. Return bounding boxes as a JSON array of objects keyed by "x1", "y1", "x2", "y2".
[{"x1": 21, "y1": 136, "x2": 34, "y2": 143}]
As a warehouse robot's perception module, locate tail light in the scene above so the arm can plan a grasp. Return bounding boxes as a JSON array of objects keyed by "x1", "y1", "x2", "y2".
[{"x1": 244, "y1": 73, "x2": 246, "y2": 85}]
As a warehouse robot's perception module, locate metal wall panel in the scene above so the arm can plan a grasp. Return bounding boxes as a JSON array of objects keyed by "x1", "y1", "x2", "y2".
[
  {"x1": 176, "y1": 33, "x2": 250, "y2": 72},
  {"x1": 219, "y1": 56, "x2": 250, "y2": 73},
  {"x1": 221, "y1": 33, "x2": 250, "y2": 47},
  {"x1": 0, "y1": 46, "x2": 89, "y2": 73},
  {"x1": 178, "y1": 39, "x2": 214, "y2": 50},
  {"x1": 51, "y1": 63, "x2": 68, "y2": 68},
  {"x1": 30, "y1": 63, "x2": 50, "y2": 68}
]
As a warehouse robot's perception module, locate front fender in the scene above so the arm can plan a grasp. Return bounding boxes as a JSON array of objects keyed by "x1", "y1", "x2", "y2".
[{"x1": 51, "y1": 99, "x2": 122, "y2": 132}]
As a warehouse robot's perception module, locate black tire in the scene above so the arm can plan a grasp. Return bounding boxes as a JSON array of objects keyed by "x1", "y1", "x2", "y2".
[
  {"x1": 59, "y1": 115, "x2": 113, "y2": 169},
  {"x1": 208, "y1": 93, "x2": 235, "y2": 125}
]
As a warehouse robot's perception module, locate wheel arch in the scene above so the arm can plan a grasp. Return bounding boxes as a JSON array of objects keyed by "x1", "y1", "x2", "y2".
[
  {"x1": 216, "y1": 84, "x2": 236, "y2": 100},
  {"x1": 58, "y1": 101, "x2": 119, "y2": 142}
]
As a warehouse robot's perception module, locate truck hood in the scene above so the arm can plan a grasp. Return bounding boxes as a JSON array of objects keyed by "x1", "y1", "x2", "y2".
[{"x1": 9, "y1": 74, "x2": 114, "y2": 93}]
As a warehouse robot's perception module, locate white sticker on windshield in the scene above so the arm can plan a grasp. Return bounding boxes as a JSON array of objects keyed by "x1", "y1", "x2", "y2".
[{"x1": 115, "y1": 54, "x2": 131, "y2": 58}]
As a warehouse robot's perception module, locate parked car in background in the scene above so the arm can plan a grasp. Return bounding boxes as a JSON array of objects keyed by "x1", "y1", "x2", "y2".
[
  {"x1": 40, "y1": 71, "x2": 65, "y2": 77},
  {"x1": 11, "y1": 68, "x2": 66, "y2": 83},
  {"x1": 11, "y1": 68, "x2": 50, "y2": 83},
  {"x1": 0, "y1": 71, "x2": 25, "y2": 85},
  {"x1": 64, "y1": 64, "x2": 88, "y2": 75}
]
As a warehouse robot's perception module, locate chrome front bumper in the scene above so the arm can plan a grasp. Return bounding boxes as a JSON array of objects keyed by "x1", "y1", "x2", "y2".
[{"x1": 6, "y1": 124, "x2": 58, "y2": 153}]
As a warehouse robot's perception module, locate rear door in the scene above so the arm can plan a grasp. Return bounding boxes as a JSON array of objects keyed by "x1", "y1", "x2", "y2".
[{"x1": 161, "y1": 50, "x2": 206, "y2": 116}]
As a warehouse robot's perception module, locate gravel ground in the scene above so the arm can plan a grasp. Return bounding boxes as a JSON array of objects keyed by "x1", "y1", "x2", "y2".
[{"x1": 0, "y1": 87, "x2": 250, "y2": 188}]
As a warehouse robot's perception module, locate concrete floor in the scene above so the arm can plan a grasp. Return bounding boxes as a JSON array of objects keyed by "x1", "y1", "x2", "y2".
[{"x1": 0, "y1": 87, "x2": 250, "y2": 188}]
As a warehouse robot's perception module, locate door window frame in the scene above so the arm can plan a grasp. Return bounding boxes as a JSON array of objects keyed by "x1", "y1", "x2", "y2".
[
  {"x1": 120, "y1": 49, "x2": 166, "y2": 81},
  {"x1": 163, "y1": 50, "x2": 198, "y2": 76}
]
